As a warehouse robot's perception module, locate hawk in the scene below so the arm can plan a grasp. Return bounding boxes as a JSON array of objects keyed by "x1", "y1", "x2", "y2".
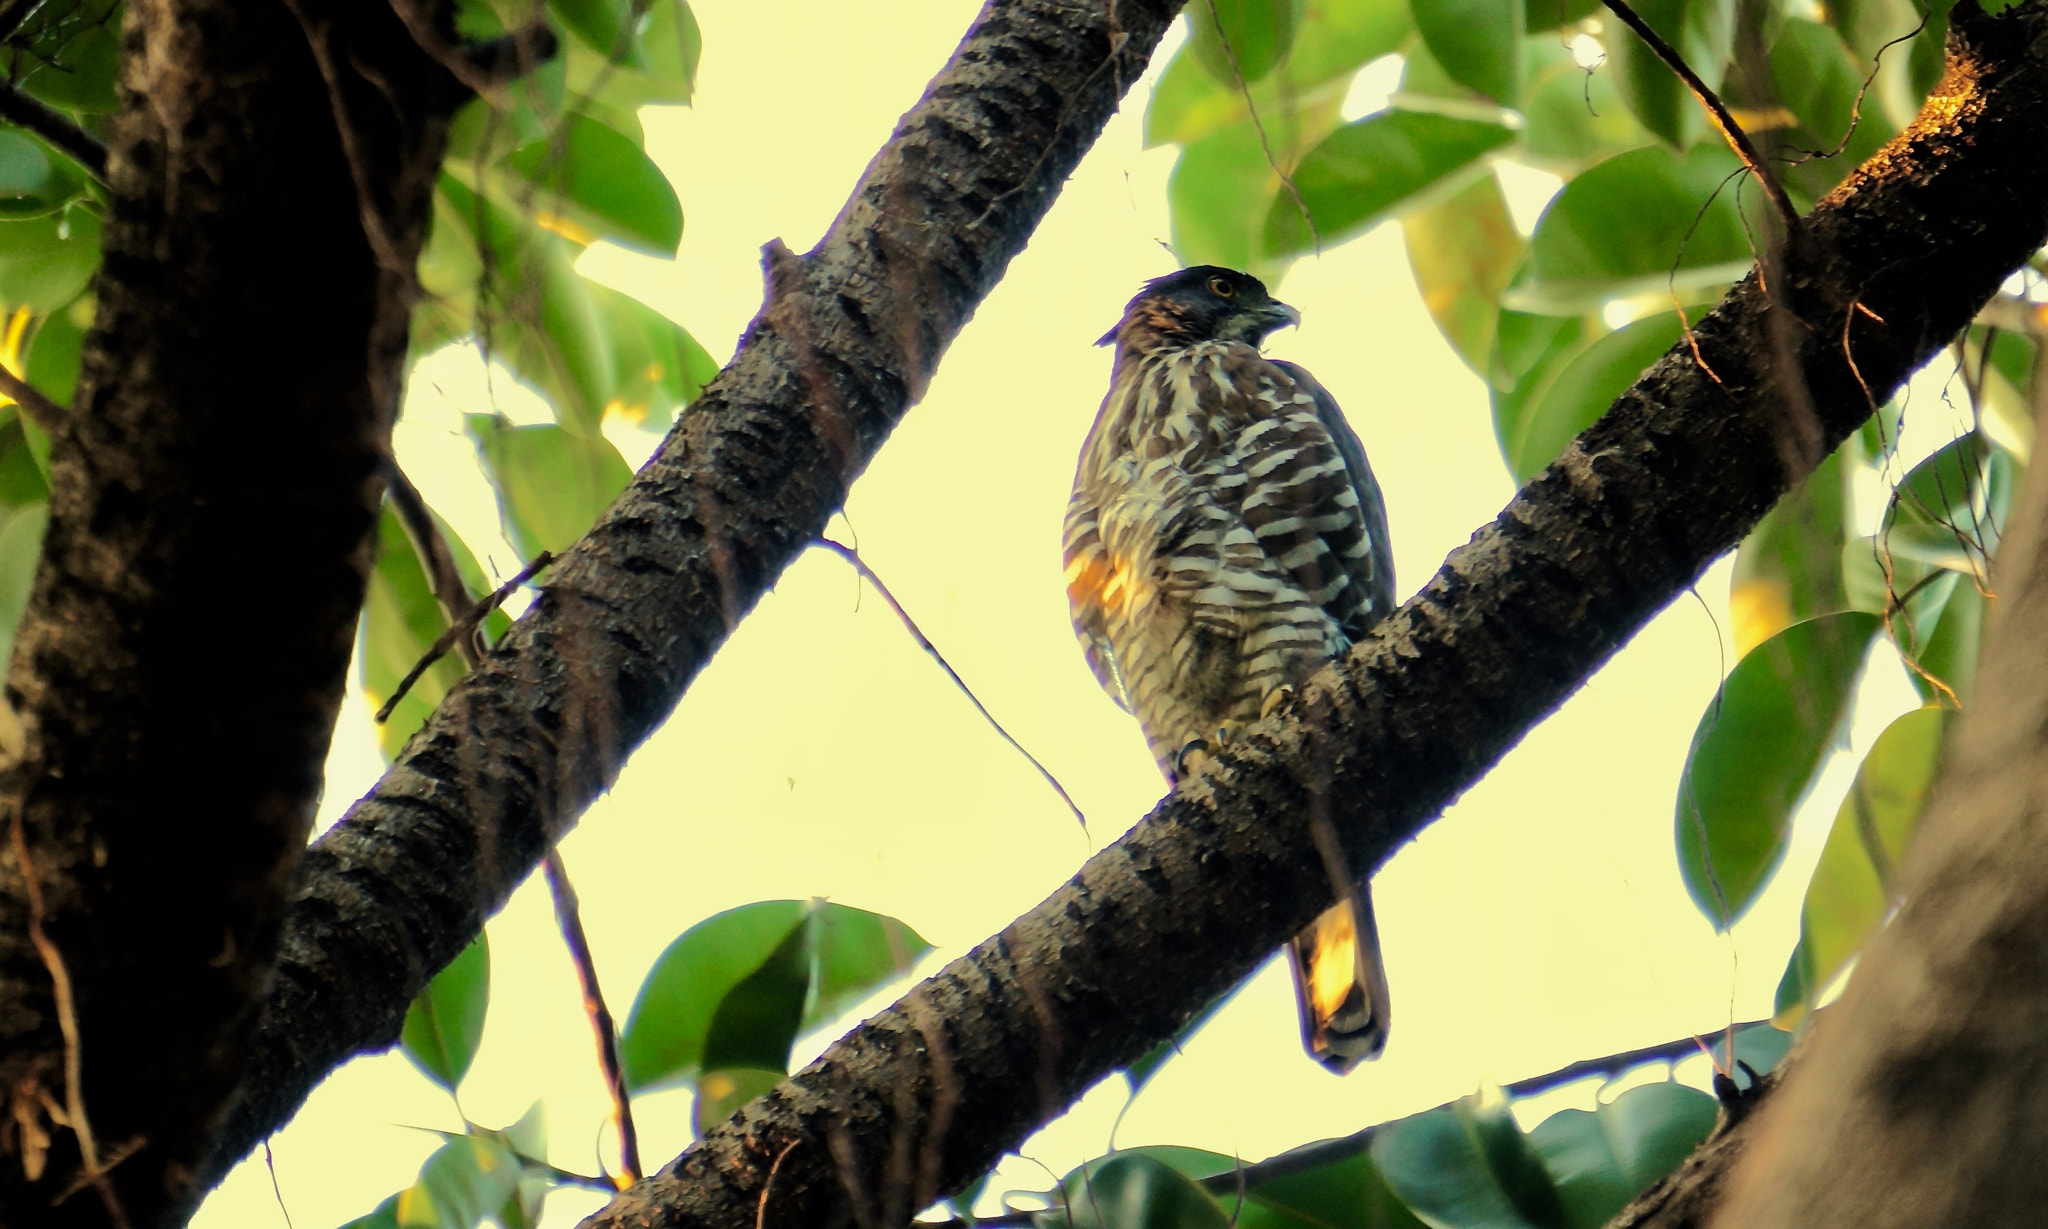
[{"x1": 1063, "y1": 266, "x2": 1395, "y2": 1073}]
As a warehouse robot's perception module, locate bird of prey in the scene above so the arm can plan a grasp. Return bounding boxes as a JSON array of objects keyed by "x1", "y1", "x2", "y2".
[{"x1": 1062, "y1": 266, "x2": 1396, "y2": 1073}]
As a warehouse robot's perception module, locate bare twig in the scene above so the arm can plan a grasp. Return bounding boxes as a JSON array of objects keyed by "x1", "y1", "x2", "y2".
[
  {"x1": 382, "y1": 462, "x2": 484, "y2": 667},
  {"x1": 0, "y1": 362, "x2": 67, "y2": 437},
  {"x1": 814, "y1": 538, "x2": 1086, "y2": 830},
  {"x1": 1200, "y1": 0, "x2": 1316, "y2": 254},
  {"x1": 8, "y1": 804, "x2": 129, "y2": 1229},
  {"x1": 1600, "y1": 0, "x2": 1799, "y2": 232},
  {"x1": 541, "y1": 849, "x2": 642, "y2": 1189},
  {"x1": 0, "y1": 83, "x2": 108, "y2": 182},
  {"x1": 373, "y1": 551, "x2": 554, "y2": 723}
]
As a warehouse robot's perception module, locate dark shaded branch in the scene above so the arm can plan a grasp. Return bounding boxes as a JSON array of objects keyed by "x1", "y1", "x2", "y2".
[
  {"x1": 0, "y1": 0, "x2": 473, "y2": 1219},
  {"x1": 0, "y1": 364, "x2": 65, "y2": 437},
  {"x1": 574, "y1": 5, "x2": 2048, "y2": 1224},
  {"x1": 382, "y1": 461, "x2": 482, "y2": 665},
  {"x1": 200, "y1": 0, "x2": 1180, "y2": 1191},
  {"x1": 0, "y1": 84, "x2": 108, "y2": 182},
  {"x1": 1600, "y1": 0, "x2": 1797, "y2": 230},
  {"x1": 542, "y1": 850, "x2": 640, "y2": 1188},
  {"x1": 815, "y1": 538, "x2": 1086, "y2": 830}
]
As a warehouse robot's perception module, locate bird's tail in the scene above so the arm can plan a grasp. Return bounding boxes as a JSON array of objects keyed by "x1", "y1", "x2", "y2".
[{"x1": 1287, "y1": 878, "x2": 1391, "y2": 1073}]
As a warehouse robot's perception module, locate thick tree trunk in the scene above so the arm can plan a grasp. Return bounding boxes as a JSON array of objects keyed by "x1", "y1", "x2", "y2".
[
  {"x1": 0, "y1": 0, "x2": 464, "y2": 1221},
  {"x1": 1704, "y1": 183, "x2": 2048, "y2": 1229}
]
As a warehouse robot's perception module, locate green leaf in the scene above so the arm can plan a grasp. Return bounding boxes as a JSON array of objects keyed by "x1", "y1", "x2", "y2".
[
  {"x1": 1147, "y1": 0, "x2": 1410, "y2": 148},
  {"x1": 468, "y1": 418, "x2": 633, "y2": 560},
  {"x1": 694, "y1": 1066, "x2": 784, "y2": 1137},
  {"x1": 1374, "y1": 1094, "x2": 1567, "y2": 1229},
  {"x1": 499, "y1": 114, "x2": 683, "y2": 255},
  {"x1": 1908, "y1": 579, "x2": 1983, "y2": 706},
  {"x1": 1769, "y1": 20, "x2": 1895, "y2": 202},
  {"x1": 1187, "y1": 0, "x2": 1301, "y2": 86},
  {"x1": 1509, "y1": 145, "x2": 1754, "y2": 314},
  {"x1": 358, "y1": 504, "x2": 505, "y2": 755},
  {"x1": 401, "y1": 934, "x2": 491, "y2": 1093},
  {"x1": 1046, "y1": 1152, "x2": 1235, "y2": 1229},
  {"x1": 1775, "y1": 706, "x2": 1945, "y2": 1022},
  {"x1": 0, "y1": 500, "x2": 48, "y2": 670},
  {"x1": 1525, "y1": 0, "x2": 1602, "y2": 31},
  {"x1": 396, "y1": 1134, "x2": 524, "y2": 1229},
  {"x1": 1264, "y1": 110, "x2": 1514, "y2": 260},
  {"x1": 1169, "y1": 98, "x2": 1343, "y2": 274},
  {"x1": 1676, "y1": 612, "x2": 1883, "y2": 929},
  {"x1": 619, "y1": 900, "x2": 930, "y2": 1093},
  {"x1": 1497, "y1": 311, "x2": 1683, "y2": 483},
  {"x1": 4, "y1": 0, "x2": 121, "y2": 114},
  {"x1": 1402, "y1": 172, "x2": 1525, "y2": 374},
  {"x1": 1411, "y1": 0, "x2": 1524, "y2": 105},
  {"x1": 1605, "y1": 0, "x2": 1735, "y2": 148},
  {"x1": 0, "y1": 206, "x2": 102, "y2": 314},
  {"x1": 1244, "y1": 1150, "x2": 1429, "y2": 1229},
  {"x1": 1527, "y1": 1084, "x2": 1718, "y2": 1228},
  {"x1": 22, "y1": 293, "x2": 90, "y2": 407},
  {"x1": 1519, "y1": 40, "x2": 1652, "y2": 172},
  {"x1": 552, "y1": 0, "x2": 651, "y2": 67},
  {"x1": 586, "y1": 281, "x2": 722, "y2": 435},
  {"x1": 341, "y1": 1195, "x2": 403, "y2": 1229},
  {"x1": 1730, "y1": 449, "x2": 1851, "y2": 655},
  {"x1": 0, "y1": 130, "x2": 80, "y2": 219}
]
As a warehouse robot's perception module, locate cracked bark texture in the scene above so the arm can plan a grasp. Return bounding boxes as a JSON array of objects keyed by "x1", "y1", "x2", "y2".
[
  {"x1": 1706, "y1": 174, "x2": 2048, "y2": 1227},
  {"x1": 575, "y1": 5, "x2": 2048, "y2": 1225},
  {"x1": 200, "y1": 0, "x2": 1182, "y2": 1192},
  {"x1": 0, "y1": 0, "x2": 462, "y2": 1220}
]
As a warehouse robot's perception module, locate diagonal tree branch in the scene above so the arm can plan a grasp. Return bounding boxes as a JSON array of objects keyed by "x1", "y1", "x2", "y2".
[
  {"x1": 571, "y1": 5, "x2": 2048, "y2": 1225},
  {"x1": 200, "y1": 0, "x2": 1183, "y2": 1191}
]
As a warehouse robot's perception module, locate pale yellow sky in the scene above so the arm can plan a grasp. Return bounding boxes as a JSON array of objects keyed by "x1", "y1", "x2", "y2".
[{"x1": 192, "y1": 2, "x2": 1969, "y2": 1225}]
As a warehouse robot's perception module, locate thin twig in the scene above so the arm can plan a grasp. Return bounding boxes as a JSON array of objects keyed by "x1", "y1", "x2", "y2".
[
  {"x1": 757, "y1": 1139, "x2": 800, "y2": 1229},
  {"x1": 262, "y1": 1140, "x2": 296, "y2": 1229},
  {"x1": 383, "y1": 462, "x2": 483, "y2": 667},
  {"x1": 0, "y1": 363, "x2": 66, "y2": 437},
  {"x1": 8, "y1": 804, "x2": 130, "y2": 1229},
  {"x1": 814, "y1": 539, "x2": 1086, "y2": 830},
  {"x1": 541, "y1": 849, "x2": 642, "y2": 1188},
  {"x1": 1599, "y1": 0, "x2": 1798, "y2": 231},
  {"x1": 0, "y1": 83, "x2": 108, "y2": 181},
  {"x1": 1201, "y1": 0, "x2": 1316, "y2": 254},
  {"x1": 374, "y1": 551, "x2": 554, "y2": 723}
]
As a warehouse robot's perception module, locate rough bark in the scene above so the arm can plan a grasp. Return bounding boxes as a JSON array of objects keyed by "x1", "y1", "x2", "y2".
[
  {"x1": 577, "y1": 5, "x2": 2048, "y2": 1225},
  {"x1": 1706, "y1": 161, "x2": 2048, "y2": 1229},
  {"x1": 0, "y1": 0, "x2": 465, "y2": 1221},
  {"x1": 199, "y1": 0, "x2": 1181, "y2": 1192}
]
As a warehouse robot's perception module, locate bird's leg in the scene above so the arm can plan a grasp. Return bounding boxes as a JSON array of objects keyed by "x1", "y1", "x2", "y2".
[
  {"x1": 1175, "y1": 738, "x2": 1212, "y2": 778},
  {"x1": 1259, "y1": 685, "x2": 1296, "y2": 721}
]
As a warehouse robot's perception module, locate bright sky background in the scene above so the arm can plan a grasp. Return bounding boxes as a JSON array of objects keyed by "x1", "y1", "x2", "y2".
[{"x1": 191, "y1": 3, "x2": 1975, "y2": 1225}]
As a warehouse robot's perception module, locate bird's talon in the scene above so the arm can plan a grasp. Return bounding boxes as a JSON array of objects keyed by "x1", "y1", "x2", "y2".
[
  {"x1": 1176, "y1": 738, "x2": 1212, "y2": 778},
  {"x1": 1260, "y1": 686, "x2": 1295, "y2": 720}
]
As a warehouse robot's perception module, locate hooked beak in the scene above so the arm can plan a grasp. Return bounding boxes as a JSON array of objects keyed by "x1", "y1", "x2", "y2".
[{"x1": 1262, "y1": 300, "x2": 1301, "y2": 332}]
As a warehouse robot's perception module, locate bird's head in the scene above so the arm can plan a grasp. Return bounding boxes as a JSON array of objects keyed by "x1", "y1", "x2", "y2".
[{"x1": 1097, "y1": 266, "x2": 1300, "y2": 351}]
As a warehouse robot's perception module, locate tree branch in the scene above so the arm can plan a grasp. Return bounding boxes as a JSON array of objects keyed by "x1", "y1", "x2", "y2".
[
  {"x1": 0, "y1": 83, "x2": 108, "y2": 182},
  {"x1": 199, "y1": 0, "x2": 1180, "y2": 1191}
]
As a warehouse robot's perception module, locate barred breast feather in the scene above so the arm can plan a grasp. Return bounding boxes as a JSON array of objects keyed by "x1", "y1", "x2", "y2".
[{"x1": 1063, "y1": 340, "x2": 1392, "y2": 777}]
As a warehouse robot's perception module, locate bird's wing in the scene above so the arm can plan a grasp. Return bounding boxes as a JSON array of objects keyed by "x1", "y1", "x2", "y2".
[
  {"x1": 1265, "y1": 359, "x2": 1395, "y2": 640},
  {"x1": 1062, "y1": 494, "x2": 1136, "y2": 713}
]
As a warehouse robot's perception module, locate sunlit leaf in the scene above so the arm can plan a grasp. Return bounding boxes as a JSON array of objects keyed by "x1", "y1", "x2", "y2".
[
  {"x1": 1510, "y1": 145, "x2": 1755, "y2": 314},
  {"x1": 1186, "y1": 0, "x2": 1300, "y2": 86},
  {"x1": 468, "y1": 418, "x2": 634, "y2": 560},
  {"x1": 360, "y1": 506, "x2": 469, "y2": 754},
  {"x1": 1729, "y1": 449, "x2": 1851, "y2": 654},
  {"x1": 1264, "y1": 110, "x2": 1513, "y2": 259},
  {"x1": 0, "y1": 501, "x2": 48, "y2": 670},
  {"x1": 1604, "y1": 0, "x2": 1735, "y2": 148},
  {"x1": 694, "y1": 1067, "x2": 784, "y2": 1137},
  {"x1": 1043, "y1": 1151, "x2": 1235, "y2": 1229},
  {"x1": 1527, "y1": 1083, "x2": 1718, "y2": 1228},
  {"x1": 499, "y1": 114, "x2": 683, "y2": 255},
  {"x1": 1775, "y1": 706, "x2": 1945, "y2": 1023},
  {"x1": 396, "y1": 1134, "x2": 523, "y2": 1229},
  {"x1": 1411, "y1": 0, "x2": 1524, "y2": 104},
  {"x1": 1147, "y1": 0, "x2": 1410, "y2": 147},
  {"x1": 401, "y1": 933, "x2": 491, "y2": 1093},
  {"x1": 1676, "y1": 612, "x2": 1883, "y2": 929},
  {"x1": 341, "y1": 1195, "x2": 403, "y2": 1229},
  {"x1": 805, "y1": 901, "x2": 934, "y2": 1030},
  {"x1": 1497, "y1": 311, "x2": 1683, "y2": 483},
  {"x1": 1908, "y1": 579, "x2": 1983, "y2": 705},
  {"x1": 1403, "y1": 172, "x2": 1525, "y2": 373},
  {"x1": 1769, "y1": 20, "x2": 1895, "y2": 203},
  {"x1": 1520, "y1": 40, "x2": 1652, "y2": 172}
]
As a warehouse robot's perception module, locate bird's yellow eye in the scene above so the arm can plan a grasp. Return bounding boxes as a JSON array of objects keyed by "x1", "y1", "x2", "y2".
[{"x1": 1208, "y1": 276, "x2": 1235, "y2": 298}]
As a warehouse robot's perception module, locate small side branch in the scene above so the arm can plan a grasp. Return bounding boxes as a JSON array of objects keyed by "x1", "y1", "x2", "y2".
[
  {"x1": 0, "y1": 363, "x2": 67, "y2": 438},
  {"x1": 1600, "y1": 0, "x2": 1798, "y2": 232},
  {"x1": 383, "y1": 462, "x2": 483, "y2": 667},
  {"x1": 815, "y1": 538, "x2": 1087, "y2": 831},
  {"x1": 0, "y1": 84, "x2": 108, "y2": 182},
  {"x1": 373, "y1": 551, "x2": 553, "y2": 723},
  {"x1": 541, "y1": 850, "x2": 642, "y2": 1188}
]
